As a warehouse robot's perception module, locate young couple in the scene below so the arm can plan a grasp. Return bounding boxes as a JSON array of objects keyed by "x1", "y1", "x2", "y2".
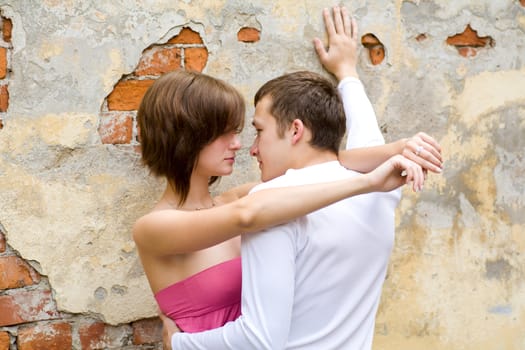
[{"x1": 132, "y1": 6, "x2": 442, "y2": 349}]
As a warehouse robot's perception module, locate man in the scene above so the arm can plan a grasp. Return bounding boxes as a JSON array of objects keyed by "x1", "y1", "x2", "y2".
[{"x1": 165, "y1": 6, "x2": 441, "y2": 349}]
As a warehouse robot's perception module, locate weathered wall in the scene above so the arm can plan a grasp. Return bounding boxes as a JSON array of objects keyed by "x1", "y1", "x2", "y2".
[{"x1": 0, "y1": 0, "x2": 523, "y2": 348}]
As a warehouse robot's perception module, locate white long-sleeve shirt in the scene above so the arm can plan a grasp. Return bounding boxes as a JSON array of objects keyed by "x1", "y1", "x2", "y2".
[
  {"x1": 339, "y1": 77, "x2": 385, "y2": 149},
  {"x1": 172, "y1": 77, "x2": 400, "y2": 349}
]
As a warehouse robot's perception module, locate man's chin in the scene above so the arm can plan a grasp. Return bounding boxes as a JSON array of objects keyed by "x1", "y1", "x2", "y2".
[{"x1": 260, "y1": 172, "x2": 278, "y2": 182}]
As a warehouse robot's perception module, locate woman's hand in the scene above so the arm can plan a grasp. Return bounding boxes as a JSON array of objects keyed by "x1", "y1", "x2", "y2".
[
  {"x1": 401, "y1": 132, "x2": 443, "y2": 174},
  {"x1": 365, "y1": 155, "x2": 426, "y2": 193},
  {"x1": 160, "y1": 313, "x2": 180, "y2": 350}
]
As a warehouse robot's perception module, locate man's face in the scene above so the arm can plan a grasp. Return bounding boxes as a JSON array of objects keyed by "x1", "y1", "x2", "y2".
[{"x1": 250, "y1": 96, "x2": 293, "y2": 182}]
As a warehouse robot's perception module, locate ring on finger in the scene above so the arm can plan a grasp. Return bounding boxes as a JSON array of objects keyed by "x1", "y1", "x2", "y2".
[{"x1": 415, "y1": 145, "x2": 423, "y2": 156}]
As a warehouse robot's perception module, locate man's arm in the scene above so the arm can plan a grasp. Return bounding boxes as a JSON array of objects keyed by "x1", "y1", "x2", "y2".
[
  {"x1": 315, "y1": 6, "x2": 442, "y2": 172},
  {"x1": 314, "y1": 6, "x2": 384, "y2": 149},
  {"x1": 170, "y1": 224, "x2": 297, "y2": 349},
  {"x1": 339, "y1": 76, "x2": 385, "y2": 149}
]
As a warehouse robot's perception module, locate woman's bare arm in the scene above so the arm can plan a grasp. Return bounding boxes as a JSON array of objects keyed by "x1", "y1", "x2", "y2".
[
  {"x1": 340, "y1": 132, "x2": 443, "y2": 174},
  {"x1": 133, "y1": 155, "x2": 424, "y2": 256}
]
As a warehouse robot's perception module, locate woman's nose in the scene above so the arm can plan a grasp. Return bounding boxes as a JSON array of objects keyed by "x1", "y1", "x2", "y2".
[{"x1": 231, "y1": 134, "x2": 241, "y2": 149}]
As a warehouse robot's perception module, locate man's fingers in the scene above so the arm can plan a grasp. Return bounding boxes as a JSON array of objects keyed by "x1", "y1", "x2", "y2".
[
  {"x1": 313, "y1": 38, "x2": 328, "y2": 63},
  {"x1": 341, "y1": 6, "x2": 352, "y2": 36},
  {"x1": 332, "y1": 6, "x2": 344, "y2": 34},
  {"x1": 350, "y1": 16, "x2": 358, "y2": 41},
  {"x1": 323, "y1": 7, "x2": 336, "y2": 37}
]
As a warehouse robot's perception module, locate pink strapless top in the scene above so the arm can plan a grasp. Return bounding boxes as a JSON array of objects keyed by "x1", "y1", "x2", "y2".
[{"x1": 154, "y1": 257, "x2": 242, "y2": 333}]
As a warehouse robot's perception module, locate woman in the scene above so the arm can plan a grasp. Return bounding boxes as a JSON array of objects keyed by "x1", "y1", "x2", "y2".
[{"x1": 134, "y1": 8, "x2": 442, "y2": 334}]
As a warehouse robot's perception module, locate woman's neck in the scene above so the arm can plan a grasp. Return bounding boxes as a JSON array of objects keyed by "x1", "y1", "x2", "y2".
[{"x1": 162, "y1": 174, "x2": 215, "y2": 211}]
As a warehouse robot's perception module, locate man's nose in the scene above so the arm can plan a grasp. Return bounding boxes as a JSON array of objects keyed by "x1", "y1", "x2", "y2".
[{"x1": 249, "y1": 140, "x2": 258, "y2": 157}]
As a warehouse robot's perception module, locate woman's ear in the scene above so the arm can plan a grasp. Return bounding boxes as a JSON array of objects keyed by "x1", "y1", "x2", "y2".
[{"x1": 290, "y1": 119, "x2": 305, "y2": 145}]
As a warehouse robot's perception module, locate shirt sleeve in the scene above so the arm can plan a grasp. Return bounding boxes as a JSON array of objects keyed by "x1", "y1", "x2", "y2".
[
  {"x1": 171, "y1": 224, "x2": 297, "y2": 349},
  {"x1": 338, "y1": 77, "x2": 385, "y2": 149}
]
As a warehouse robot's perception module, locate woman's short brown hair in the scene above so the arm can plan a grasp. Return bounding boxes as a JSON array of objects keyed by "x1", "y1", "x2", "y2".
[{"x1": 137, "y1": 70, "x2": 245, "y2": 204}]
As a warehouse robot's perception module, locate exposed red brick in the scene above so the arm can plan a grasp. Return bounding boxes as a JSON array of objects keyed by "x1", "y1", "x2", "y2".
[
  {"x1": 184, "y1": 47, "x2": 208, "y2": 72},
  {"x1": 79, "y1": 321, "x2": 130, "y2": 349},
  {"x1": 0, "y1": 85, "x2": 8, "y2": 112},
  {"x1": 132, "y1": 317, "x2": 162, "y2": 345},
  {"x1": 107, "y1": 79, "x2": 154, "y2": 111},
  {"x1": 446, "y1": 25, "x2": 495, "y2": 57},
  {"x1": 237, "y1": 27, "x2": 260, "y2": 43},
  {"x1": 18, "y1": 322, "x2": 72, "y2": 350},
  {"x1": 0, "y1": 331, "x2": 10, "y2": 349},
  {"x1": 168, "y1": 27, "x2": 203, "y2": 44},
  {"x1": 446, "y1": 25, "x2": 492, "y2": 47},
  {"x1": 416, "y1": 33, "x2": 427, "y2": 42},
  {"x1": 361, "y1": 33, "x2": 385, "y2": 65},
  {"x1": 0, "y1": 232, "x2": 5, "y2": 252},
  {"x1": 521, "y1": 0, "x2": 525, "y2": 6},
  {"x1": 2, "y1": 18, "x2": 12, "y2": 43},
  {"x1": 457, "y1": 46, "x2": 478, "y2": 58},
  {"x1": 98, "y1": 112, "x2": 133, "y2": 144},
  {"x1": 135, "y1": 47, "x2": 181, "y2": 76},
  {"x1": 361, "y1": 33, "x2": 381, "y2": 46},
  {"x1": 0, "y1": 47, "x2": 6, "y2": 79},
  {"x1": 79, "y1": 321, "x2": 108, "y2": 350},
  {"x1": 0, "y1": 255, "x2": 41, "y2": 289},
  {"x1": 368, "y1": 46, "x2": 385, "y2": 65},
  {"x1": 0, "y1": 290, "x2": 59, "y2": 326}
]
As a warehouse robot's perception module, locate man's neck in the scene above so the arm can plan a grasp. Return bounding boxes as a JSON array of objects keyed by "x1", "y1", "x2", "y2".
[{"x1": 289, "y1": 147, "x2": 338, "y2": 170}]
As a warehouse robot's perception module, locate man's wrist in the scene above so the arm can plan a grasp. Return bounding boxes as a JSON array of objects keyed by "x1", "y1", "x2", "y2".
[
  {"x1": 337, "y1": 76, "x2": 362, "y2": 91},
  {"x1": 336, "y1": 68, "x2": 359, "y2": 81}
]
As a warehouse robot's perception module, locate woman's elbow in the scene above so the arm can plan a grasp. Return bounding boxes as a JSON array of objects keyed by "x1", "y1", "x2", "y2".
[{"x1": 235, "y1": 201, "x2": 258, "y2": 231}]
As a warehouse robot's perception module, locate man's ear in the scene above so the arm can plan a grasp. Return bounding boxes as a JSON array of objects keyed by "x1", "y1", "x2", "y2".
[{"x1": 290, "y1": 119, "x2": 305, "y2": 145}]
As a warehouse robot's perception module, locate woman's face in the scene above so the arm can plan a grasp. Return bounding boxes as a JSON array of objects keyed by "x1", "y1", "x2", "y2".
[{"x1": 195, "y1": 131, "x2": 242, "y2": 177}]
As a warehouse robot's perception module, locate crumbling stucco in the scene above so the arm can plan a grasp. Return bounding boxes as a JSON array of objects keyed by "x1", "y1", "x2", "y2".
[{"x1": 0, "y1": 0, "x2": 523, "y2": 348}]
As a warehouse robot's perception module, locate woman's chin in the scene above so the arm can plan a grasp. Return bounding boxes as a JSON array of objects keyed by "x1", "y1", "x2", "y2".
[{"x1": 214, "y1": 168, "x2": 234, "y2": 177}]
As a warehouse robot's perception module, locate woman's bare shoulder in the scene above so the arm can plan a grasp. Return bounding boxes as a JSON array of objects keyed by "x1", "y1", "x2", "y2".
[{"x1": 215, "y1": 182, "x2": 259, "y2": 205}]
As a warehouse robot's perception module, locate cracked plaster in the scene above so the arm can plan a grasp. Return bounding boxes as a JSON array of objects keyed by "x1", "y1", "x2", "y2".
[{"x1": 0, "y1": 0, "x2": 524, "y2": 347}]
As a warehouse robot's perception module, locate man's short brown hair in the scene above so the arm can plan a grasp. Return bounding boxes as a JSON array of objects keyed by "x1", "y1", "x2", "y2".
[{"x1": 254, "y1": 71, "x2": 346, "y2": 154}]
